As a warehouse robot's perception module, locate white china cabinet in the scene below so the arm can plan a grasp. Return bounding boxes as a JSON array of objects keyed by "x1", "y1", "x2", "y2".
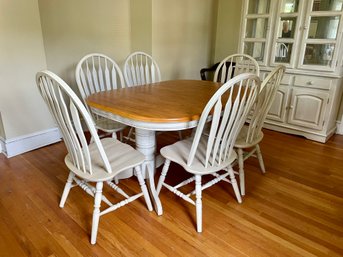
[{"x1": 239, "y1": 0, "x2": 343, "y2": 142}]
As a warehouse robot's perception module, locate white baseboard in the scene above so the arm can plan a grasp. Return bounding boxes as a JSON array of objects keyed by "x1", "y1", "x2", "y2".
[
  {"x1": 0, "y1": 128, "x2": 61, "y2": 158},
  {"x1": 336, "y1": 120, "x2": 343, "y2": 135}
]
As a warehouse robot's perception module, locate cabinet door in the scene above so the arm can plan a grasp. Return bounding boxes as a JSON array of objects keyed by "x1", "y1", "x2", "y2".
[
  {"x1": 287, "y1": 88, "x2": 329, "y2": 130},
  {"x1": 239, "y1": 0, "x2": 275, "y2": 66},
  {"x1": 266, "y1": 85, "x2": 289, "y2": 122},
  {"x1": 270, "y1": 0, "x2": 305, "y2": 68},
  {"x1": 297, "y1": 0, "x2": 343, "y2": 71}
]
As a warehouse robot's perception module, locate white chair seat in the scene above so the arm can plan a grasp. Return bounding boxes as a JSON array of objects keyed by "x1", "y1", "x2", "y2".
[
  {"x1": 65, "y1": 138, "x2": 145, "y2": 182},
  {"x1": 234, "y1": 125, "x2": 263, "y2": 148},
  {"x1": 161, "y1": 137, "x2": 237, "y2": 175}
]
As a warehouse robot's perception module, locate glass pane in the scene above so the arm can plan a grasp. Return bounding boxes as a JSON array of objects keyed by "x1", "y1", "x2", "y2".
[
  {"x1": 312, "y1": 0, "x2": 343, "y2": 11},
  {"x1": 275, "y1": 43, "x2": 293, "y2": 63},
  {"x1": 278, "y1": 18, "x2": 297, "y2": 38},
  {"x1": 248, "y1": 0, "x2": 270, "y2": 14},
  {"x1": 246, "y1": 18, "x2": 268, "y2": 38},
  {"x1": 308, "y1": 16, "x2": 340, "y2": 39},
  {"x1": 281, "y1": 0, "x2": 299, "y2": 13},
  {"x1": 303, "y1": 44, "x2": 335, "y2": 66},
  {"x1": 244, "y1": 42, "x2": 265, "y2": 62}
]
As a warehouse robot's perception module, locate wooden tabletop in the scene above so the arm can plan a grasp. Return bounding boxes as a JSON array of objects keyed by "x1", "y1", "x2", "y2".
[{"x1": 86, "y1": 80, "x2": 222, "y2": 123}]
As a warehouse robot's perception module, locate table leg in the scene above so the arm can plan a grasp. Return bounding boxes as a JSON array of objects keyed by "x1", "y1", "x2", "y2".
[{"x1": 135, "y1": 128, "x2": 163, "y2": 215}]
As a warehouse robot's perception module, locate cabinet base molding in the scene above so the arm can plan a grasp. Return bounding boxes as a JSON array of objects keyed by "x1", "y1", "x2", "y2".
[
  {"x1": 0, "y1": 128, "x2": 61, "y2": 158},
  {"x1": 263, "y1": 123, "x2": 336, "y2": 143},
  {"x1": 336, "y1": 120, "x2": 343, "y2": 135}
]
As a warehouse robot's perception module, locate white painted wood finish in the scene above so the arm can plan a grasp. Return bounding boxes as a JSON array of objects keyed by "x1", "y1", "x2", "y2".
[
  {"x1": 214, "y1": 53, "x2": 260, "y2": 82},
  {"x1": 234, "y1": 65, "x2": 286, "y2": 196},
  {"x1": 288, "y1": 88, "x2": 329, "y2": 130},
  {"x1": 36, "y1": 70, "x2": 152, "y2": 245},
  {"x1": 0, "y1": 128, "x2": 61, "y2": 158},
  {"x1": 263, "y1": 73, "x2": 343, "y2": 142},
  {"x1": 75, "y1": 53, "x2": 127, "y2": 140},
  {"x1": 266, "y1": 85, "x2": 289, "y2": 122},
  {"x1": 123, "y1": 51, "x2": 161, "y2": 87},
  {"x1": 157, "y1": 73, "x2": 261, "y2": 232},
  {"x1": 239, "y1": 0, "x2": 343, "y2": 142}
]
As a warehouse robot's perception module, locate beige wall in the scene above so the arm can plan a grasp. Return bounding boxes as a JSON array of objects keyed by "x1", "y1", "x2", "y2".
[
  {"x1": 0, "y1": 0, "x2": 55, "y2": 139},
  {"x1": 1, "y1": 0, "x2": 341, "y2": 151},
  {"x1": 152, "y1": 0, "x2": 217, "y2": 80},
  {"x1": 38, "y1": 0, "x2": 131, "y2": 92},
  {"x1": 130, "y1": 0, "x2": 152, "y2": 53},
  {"x1": 213, "y1": 0, "x2": 242, "y2": 63}
]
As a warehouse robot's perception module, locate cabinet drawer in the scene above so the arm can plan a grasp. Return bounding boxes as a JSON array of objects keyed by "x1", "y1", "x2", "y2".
[
  {"x1": 261, "y1": 72, "x2": 292, "y2": 85},
  {"x1": 294, "y1": 76, "x2": 332, "y2": 90}
]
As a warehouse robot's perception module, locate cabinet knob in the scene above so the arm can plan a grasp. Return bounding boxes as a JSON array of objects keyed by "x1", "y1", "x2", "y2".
[{"x1": 307, "y1": 81, "x2": 314, "y2": 85}]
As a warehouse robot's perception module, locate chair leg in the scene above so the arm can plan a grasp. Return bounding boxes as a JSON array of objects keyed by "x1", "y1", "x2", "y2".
[
  {"x1": 91, "y1": 182, "x2": 103, "y2": 245},
  {"x1": 119, "y1": 130, "x2": 123, "y2": 142},
  {"x1": 237, "y1": 148, "x2": 245, "y2": 196},
  {"x1": 135, "y1": 166, "x2": 153, "y2": 211},
  {"x1": 195, "y1": 175, "x2": 202, "y2": 233},
  {"x1": 256, "y1": 144, "x2": 266, "y2": 173},
  {"x1": 227, "y1": 167, "x2": 242, "y2": 204},
  {"x1": 126, "y1": 127, "x2": 134, "y2": 143},
  {"x1": 59, "y1": 172, "x2": 75, "y2": 208},
  {"x1": 156, "y1": 159, "x2": 171, "y2": 195},
  {"x1": 111, "y1": 132, "x2": 118, "y2": 140}
]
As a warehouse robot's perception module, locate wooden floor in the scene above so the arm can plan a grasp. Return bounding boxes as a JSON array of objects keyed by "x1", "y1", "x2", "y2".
[{"x1": 0, "y1": 129, "x2": 342, "y2": 257}]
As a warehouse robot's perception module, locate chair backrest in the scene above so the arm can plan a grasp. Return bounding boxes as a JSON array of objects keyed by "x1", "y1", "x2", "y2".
[
  {"x1": 188, "y1": 73, "x2": 260, "y2": 168},
  {"x1": 123, "y1": 51, "x2": 161, "y2": 86},
  {"x1": 276, "y1": 43, "x2": 289, "y2": 58},
  {"x1": 213, "y1": 54, "x2": 260, "y2": 83},
  {"x1": 245, "y1": 65, "x2": 286, "y2": 144},
  {"x1": 36, "y1": 70, "x2": 112, "y2": 175},
  {"x1": 75, "y1": 53, "x2": 125, "y2": 114}
]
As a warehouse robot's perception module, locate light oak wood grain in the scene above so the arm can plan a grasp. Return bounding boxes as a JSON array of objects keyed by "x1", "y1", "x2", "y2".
[
  {"x1": 0, "y1": 130, "x2": 342, "y2": 256},
  {"x1": 87, "y1": 80, "x2": 223, "y2": 123}
]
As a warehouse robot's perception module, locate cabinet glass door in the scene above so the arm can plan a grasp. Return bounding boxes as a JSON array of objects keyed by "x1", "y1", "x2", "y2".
[
  {"x1": 240, "y1": 0, "x2": 273, "y2": 65},
  {"x1": 270, "y1": 0, "x2": 303, "y2": 67},
  {"x1": 298, "y1": 0, "x2": 343, "y2": 71}
]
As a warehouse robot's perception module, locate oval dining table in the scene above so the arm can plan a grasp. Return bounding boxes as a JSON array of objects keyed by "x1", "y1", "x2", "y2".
[{"x1": 86, "y1": 79, "x2": 223, "y2": 215}]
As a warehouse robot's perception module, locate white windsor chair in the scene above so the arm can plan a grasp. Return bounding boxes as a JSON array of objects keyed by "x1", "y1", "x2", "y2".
[
  {"x1": 36, "y1": 70, "x2": 152, "y2": 244},
  {"x1": 234, "y1": 65, "x2": 286, "y2": 196},
  {"x1": 76, "y1": 53, "x2": 130, "y2": 141},
  {"x1": 213, "y1": 53, "x2": 260, "y2": 82},
  {"x1": 123, "y1": 51, "x2": 161, "y2": 87},
  {"x1": 156, "y1": 73, "x2": 261, "y2": 232}
]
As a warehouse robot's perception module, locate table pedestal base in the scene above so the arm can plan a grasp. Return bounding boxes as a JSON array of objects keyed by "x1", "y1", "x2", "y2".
[{"x1": 135, "y1": 128, "x2": 163, "y2": 215}]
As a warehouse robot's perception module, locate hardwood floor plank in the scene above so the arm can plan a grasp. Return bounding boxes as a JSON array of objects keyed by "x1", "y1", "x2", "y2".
[{"x1": 0, "y1": 129, "x2": 342, "y2": 256}]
